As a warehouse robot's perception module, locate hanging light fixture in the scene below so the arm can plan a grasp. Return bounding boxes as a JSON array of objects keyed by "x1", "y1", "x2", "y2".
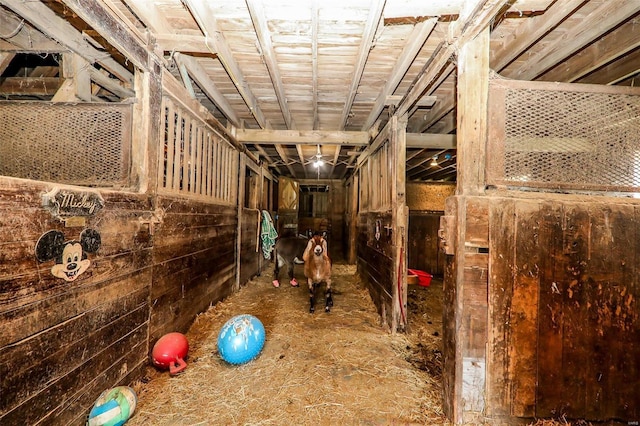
[
  {"x1": 430, "y1": 155, "x2": 438, "y2": 166},
  {"x1": 313, "y1": 145, "x2": 324, "y2": 168}
]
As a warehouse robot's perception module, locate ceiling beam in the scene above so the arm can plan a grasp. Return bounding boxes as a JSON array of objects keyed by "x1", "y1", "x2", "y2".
[
  {"x1": 328, "y1": 145, "x2": 341, "y2": 177},
  {"x1": 246, "y1": 0, "x2": 295, "y2": 130},
  {"x1": 406, "y1": 133, "x2": 456, "y2": 149},
  {"x1": 312, "y1": 0, "x2": 319, "y2": 130},
  {"x1": 59, "y1": 0, "x2": 149, "y2": 72},
  {"x1": 0, "y1": 52, "x2": 15, "y2": 75},
  {"x1": 253, "y1": 145, "x2": 282, "y2": 175},
  {"x1": 577, "y1": 48, "x2": 640, "y2": 85},
  {"x1": 362, "y1": 18, "x2": 437, "y2": 131},
  {"x1": 339, "y1": 0, "x2": 386, "y2": 130},
  {"x1": 173, "y1": 53, "x2": 241, "y2": 125},
  {"x1": 411, "y1": 85, "x2": 455, "y2": 133},
  {"x1": 396, "y1": 0, "x2": 510, "y2": 118},
  {"x1": 383, "y1": 0, "x2": 553, "y2": 18},
  {"x1": 182, "y1": 0, "x2": 267, "y2": 128},
  {"x1": 541, "y1": 18, "x2": 640, "y2": 84},
  {"x1": 0, "y1": 77, "x2": 60, "y2": 95},
  {"x1": 491, "y1": 0, "x2": 585, "y2": 72},
  {"x1": 504, "y1": 0, "x2": 640, "y2": 80},
  {"x1": 120, "y1": 0, "x2": 173, "y2": 35},
  {"x1": 0, "y1": 0, "x2": 133, "y2": 84},
  {"x1": 154, "y1": 34, "x2": 212, "y2": 54},
  {"x1": 296, "y1": 145, "x2": 309, "y2": 179},
  {"x1": 274, "y1": 144, "x2": 297, "y2": 177},
  {"x1": 0, "y1": 9, "x2": 64, "y2": 52},
  {"x1": 236, "y1": 129, "x2": 370, "y2": 146},
  {"x1": 387, "y1": 95, "x2": 437, "y2": 107},
  {"x1": 89, "y1": 67, "x2": 135, "y2": 98}
]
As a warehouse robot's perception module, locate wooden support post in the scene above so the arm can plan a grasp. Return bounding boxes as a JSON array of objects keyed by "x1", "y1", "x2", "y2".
[
  {"x1": 347, "y1": 174, "x2": 358, "y2": 264},
  {"x1": 456, "y1": 28, "x2": 489, "y2": 195},
  {"x1": 132, "y1": 58, "x2": 162, "y2": 193},
  {"x1": 390, "y1": 114, "x2": 408, "y2": 333},
  {"x1": 53, "y1": 53, "x2": 91, "y2": 102},
  {"x1": 235, "y1": 153, "x2": 246, "y2": 292},
  {"x1": 448, "y1": 26, "x2": 491, "y2": 424}
]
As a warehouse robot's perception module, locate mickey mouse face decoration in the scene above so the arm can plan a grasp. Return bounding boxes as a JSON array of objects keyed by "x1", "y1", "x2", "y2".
[{"x1": 35, "y1": 229, "x2": 101, "y2": 282}]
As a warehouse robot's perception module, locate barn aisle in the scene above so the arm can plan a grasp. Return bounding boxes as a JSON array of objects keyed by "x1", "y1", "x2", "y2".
[{"x1": 127, "y1": 263, "x2": 447, "y2": 425}]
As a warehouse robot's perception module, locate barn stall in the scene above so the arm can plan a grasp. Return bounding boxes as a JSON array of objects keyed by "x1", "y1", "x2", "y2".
[{"x1": 1, "y1": 0, "x2": 640, "y2": 425}]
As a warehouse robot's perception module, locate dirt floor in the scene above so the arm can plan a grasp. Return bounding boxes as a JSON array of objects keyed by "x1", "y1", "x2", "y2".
[{"x1": 128, "y1": 263, "x2": 447, "y2": 425}]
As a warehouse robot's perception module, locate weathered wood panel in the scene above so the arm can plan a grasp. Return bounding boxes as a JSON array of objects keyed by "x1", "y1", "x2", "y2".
[
  {"x1": 239, "y1": 208, "x2": 261, "y2": 285},
  {"x1": 0, "y1": 180, "x2": 153, "y2": 424},
  {"x1": 485, "y1": 195, "x2": 640, "y2": 423},
  {"x1": 0, "y1": 176, "x2": 243, "y2": 424},
  {"x1": 441, "y1": 252, "x2": 457, "y2": 418},
  {"x1": 356, "y1": 211, "x2": 394, "y2": 327},
  {"x1": 408, "y1": 212, "x2": 443, "y2": 276},
  {"x1": 149, "y1": 196, "x2": 237, "y2": 340}
]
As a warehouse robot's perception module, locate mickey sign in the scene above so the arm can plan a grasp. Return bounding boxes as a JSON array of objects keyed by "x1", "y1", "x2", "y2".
[{"x1": 35, "y1": 229, "x2": 101, "y2": 282}]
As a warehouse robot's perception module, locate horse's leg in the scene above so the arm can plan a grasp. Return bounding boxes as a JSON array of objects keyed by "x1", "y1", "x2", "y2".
[
  {"x1": 308, "y1": 279, "x2": 316, "y2": 313},
  {"x1": 325, "y1": 278, "x2": 333, "y2": 312}
]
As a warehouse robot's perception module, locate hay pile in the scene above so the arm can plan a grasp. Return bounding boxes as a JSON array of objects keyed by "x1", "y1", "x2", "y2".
[{"x1": 128, "y1": 264, "x2": 447, "y2": 425}]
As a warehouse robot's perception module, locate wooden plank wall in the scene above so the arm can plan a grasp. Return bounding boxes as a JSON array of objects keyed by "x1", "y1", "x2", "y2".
[
  {"x1": 486, "y1": 195, "x2": 640, "y2": 422},
  {"x1": 0, "y1": 179, "x2": 152, "y2": 425},
  {"x1": 357, "y1": 211, "x2": 394, "y2": 327},
  {"x1": 408, "y1": 212, "x2": 443, "y2": 276},
  {"x1": 149, "y1": 197, "x2": 237, "y2": 342},
  {"x1": 239, "y1": 208, "x2": 261, "y2": 285},
  {"x1": 441, "y1": 195, "x2": 490, "y2": 422}
]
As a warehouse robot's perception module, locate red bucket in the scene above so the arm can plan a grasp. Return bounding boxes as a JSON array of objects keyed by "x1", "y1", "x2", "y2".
[{"x1": 407, "y1": 269, "x2": 432, "y2": 287}]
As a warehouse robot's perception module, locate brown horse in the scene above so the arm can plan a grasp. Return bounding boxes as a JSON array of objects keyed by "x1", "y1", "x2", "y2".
[{"x1": 303, "y1": 232, "x2": 333, "y2": 313}]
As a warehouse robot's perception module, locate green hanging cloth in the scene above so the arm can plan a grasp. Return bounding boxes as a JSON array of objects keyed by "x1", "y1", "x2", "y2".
[{"x1": 260, "y1": 210, "x2": 278, "y2": 259}]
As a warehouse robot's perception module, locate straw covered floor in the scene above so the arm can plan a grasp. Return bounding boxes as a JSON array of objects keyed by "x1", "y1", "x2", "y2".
[{"x1": 128, "y1": 263, "x2": 447, "y2": 425}]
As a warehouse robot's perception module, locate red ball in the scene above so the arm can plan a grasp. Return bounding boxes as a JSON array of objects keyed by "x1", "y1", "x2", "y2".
[{"x1": 151, "y1": 332, "x2": 189, "y2": 375}]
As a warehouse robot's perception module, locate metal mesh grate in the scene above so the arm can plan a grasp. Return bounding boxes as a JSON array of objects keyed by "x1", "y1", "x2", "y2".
[
  {"x1": 0, "y1": 101, "x2": 132, "y2": 186},
  {"x1": 487, "y1": 77, "x2": 640, "y2": 192}
]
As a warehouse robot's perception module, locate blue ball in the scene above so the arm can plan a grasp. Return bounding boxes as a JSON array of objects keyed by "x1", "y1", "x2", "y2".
[{"x1": 217, "y1": 314, "x2": 266, "y2": 365}]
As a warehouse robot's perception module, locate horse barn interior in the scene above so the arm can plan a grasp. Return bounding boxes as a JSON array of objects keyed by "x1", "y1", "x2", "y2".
[{"x1": 2, "y1": 0, "x2": 640, "y2": 424}]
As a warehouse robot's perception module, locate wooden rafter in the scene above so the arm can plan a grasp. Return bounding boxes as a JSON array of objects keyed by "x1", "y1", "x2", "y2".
[
  {"x1": 236, "y1": 129, "x2": 369, "y2": 145},
  {"x1": 296, "y1": 145, "x2": 309, "y2": 179},
  {"x1": 153, "y1": 34, "x2": 211, "y2": 54},
  {"x1": 182, "y1": 0, "x2": 268, "y2": 128},
  {"x1": 540, "y1": 19, "x2": 640, "y2": 83},
  {"x1": 361, "y1": 18, "x2": 437, "y2": 131},
  {"x1": 504, "y1": 0, "x2": 640, "y2": 80},
  {"x1": 577, "y1": 48, "x2": 640, "y2": 85},
  {"x1": 59, "y1": 0, "x2": 149, "y2": 72},
  {"x1": 328, "y1": 145, "x2": 341, "y2": 177},
  {"x1": 274, "y1": 144, "x2": 297, "y2": 176},
  {"x1": 312, "y1": 0, "x2": 319, "y2": 130},
  {"x1": 119, "y1": 0, "x2": 173, "y2": 35},
  {"x1": 339, "y1": 0, "x2": 386, "y2": 130},
  {"x1": 173, "y1": 53, "x2": 241, "y2": 125},
  {"x1": 396, "y1": 0, "x2": 509, "y2": 118},
  {"x1": 0, "y1": 9, "x2": 63, "y2": 52},
  {"x1": 246, "y1": 0, "x2": 295, "y2": 130},
  {"x1": 412, "y1": 84, "x2": 455, "y2": 133},
  {"x1": 0, "y1": 52, "x2": 15, "y2": 75},
  {"x1": 491, "y1": 0, "x2": 585, "y2": 72},
  {"x1": 0, "y1": 0, "x2": 133, "y2": 84}
]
